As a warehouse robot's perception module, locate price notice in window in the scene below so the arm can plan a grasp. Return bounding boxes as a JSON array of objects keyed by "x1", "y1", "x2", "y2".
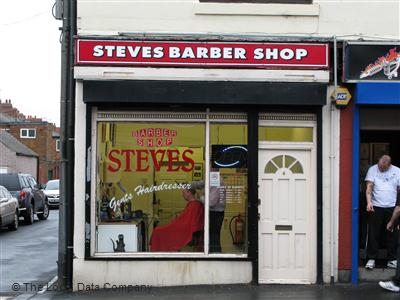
[{"x1": 76, "y1": 39, "x2": 329, "y2": 69}]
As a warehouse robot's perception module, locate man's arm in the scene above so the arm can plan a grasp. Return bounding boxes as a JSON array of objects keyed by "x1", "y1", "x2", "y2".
[
  {"x1": 366, "y1": 181, "x2": 374, "y2": 212},
  {"x1": 387, "y1": 206, "x2": 400, "y2": 232}
]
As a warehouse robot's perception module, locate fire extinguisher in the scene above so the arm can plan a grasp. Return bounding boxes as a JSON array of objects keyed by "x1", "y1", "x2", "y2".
[{"x1": 229, "y1": 214, "x2": 245, "y2": 245}]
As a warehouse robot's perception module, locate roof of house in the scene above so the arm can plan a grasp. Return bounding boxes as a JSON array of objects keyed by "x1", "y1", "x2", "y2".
[
  {"x1": 0, "y1": 131, "x2": 38, "y2": 157},
  {"x1": 0, "y1": 112, "x2": 17, "y2": 123}
]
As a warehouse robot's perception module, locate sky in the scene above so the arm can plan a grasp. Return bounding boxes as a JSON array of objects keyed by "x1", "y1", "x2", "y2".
[{"x1": 0, "y1": 1, "x2": 61, "y2": 126}]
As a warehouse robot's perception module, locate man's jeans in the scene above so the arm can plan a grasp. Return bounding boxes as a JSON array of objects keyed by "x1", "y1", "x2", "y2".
[
  {"x1": 393, "y1": 233, "x2": 400, "y2": 285},
  {"x1": 367, "y1": 206, "x2": 398, "y2": 260}
]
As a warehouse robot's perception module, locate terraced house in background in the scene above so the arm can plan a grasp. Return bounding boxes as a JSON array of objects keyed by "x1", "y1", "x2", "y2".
[
  {"x1": 58, "y1": 0, "x2": 400, "y2": 290},
  {"x1": 0, "y1": 99, "x2": 61, "y2": 184}
]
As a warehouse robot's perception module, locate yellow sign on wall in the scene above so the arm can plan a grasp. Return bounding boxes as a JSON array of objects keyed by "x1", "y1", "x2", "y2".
[{"x1": 331, "y1": 86, "x2": 352, "y2": 106}]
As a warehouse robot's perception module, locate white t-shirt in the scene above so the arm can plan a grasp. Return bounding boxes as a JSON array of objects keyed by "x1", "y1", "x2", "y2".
[{"x1": 365, "y1": 164, "x2": 400, "y2": 208}]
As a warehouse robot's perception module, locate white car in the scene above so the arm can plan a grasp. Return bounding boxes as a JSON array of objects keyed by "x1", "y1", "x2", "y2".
[
  {"x1": 0, "y1": 185, "x2": 19, "y2": 231},
  {"x1": 44, "y1": 179, "x2": 60, "y2": 208}
]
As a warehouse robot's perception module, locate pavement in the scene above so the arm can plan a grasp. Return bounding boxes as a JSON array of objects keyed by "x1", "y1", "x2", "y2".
[
  {"x1": 0, "y1": 209, "x2": 58, "y2": 299},
  {"x1": 16, "y1": 282, "x2": 400, "y2": 300},
  {"x1": 1, "y1": 209, "x2": 400, "y2": 299}
]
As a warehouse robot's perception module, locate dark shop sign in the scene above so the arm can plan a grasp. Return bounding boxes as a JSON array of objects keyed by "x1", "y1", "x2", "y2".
[
  {"x1": 212, "y1": 145, "x2": 248, "y2": 169},
  {"x1": 344, "y1": 42, "x2": 400, "y2": 82}
]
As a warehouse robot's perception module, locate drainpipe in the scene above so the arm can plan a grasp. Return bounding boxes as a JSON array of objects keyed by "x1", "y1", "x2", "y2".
[
  {"x1": 329, "y1": 36, "x2": 338, "y2": 284},
  {"x1": 58, "y1": 0, "x2": 75, "y2": 290}
]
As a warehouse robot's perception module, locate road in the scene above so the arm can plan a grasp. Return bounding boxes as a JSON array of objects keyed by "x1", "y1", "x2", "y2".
[{"x1": 0, "y1": 209, "x2": 58, "y2": 296}]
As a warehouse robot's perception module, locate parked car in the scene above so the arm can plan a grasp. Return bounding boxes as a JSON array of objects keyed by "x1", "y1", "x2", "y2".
[
  {"x1": 44, "y1": 179, "x2": 60, "y2": 208},
  {"x1": 0, "y1": 174, "x2": 49, "y2": 224},
  {"x1": 0, "y1": 185, "x2": 19, "y2": 231}
]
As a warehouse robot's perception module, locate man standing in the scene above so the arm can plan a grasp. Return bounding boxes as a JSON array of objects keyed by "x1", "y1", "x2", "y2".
[
  {"x1": 365, "y1": 155, "x2": 400, "y2": 270},
  {"x1": 379, "y1": 195, "x2": 400, "y2": 292},
  {"x1": 191, "y1": 179, "x2": 226, "y2": 253}
]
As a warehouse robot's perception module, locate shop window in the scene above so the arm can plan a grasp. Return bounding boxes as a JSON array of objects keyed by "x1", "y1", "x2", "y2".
[
  {"x1": 20, "y1": 128, "x2": 36, "y2": 139},
  {"x1": 209, "y1": 124, "x2": 248, "y2": 254},
  {"x1": 259, "y1": 127, "x2": 313, "y2": 142},
  {"x1": 93, "y1": 115, "x2": 249, "y2": 257},
  {"x1": 96, "y1": 122, "x2": 206, "y2": 253}
]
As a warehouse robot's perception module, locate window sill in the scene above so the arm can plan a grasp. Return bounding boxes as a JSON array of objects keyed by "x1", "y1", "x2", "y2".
[
  {"x1": 193, "y1": 3, "x2": 320, "y2": 16},
  {"x1": 86, "y1": 253, "x2": 250, "y2": 260}
]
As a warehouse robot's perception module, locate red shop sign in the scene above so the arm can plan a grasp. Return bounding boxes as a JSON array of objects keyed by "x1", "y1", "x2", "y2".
[{"x1": 76, "y1": 39, "x2": 329, "y2": 69}]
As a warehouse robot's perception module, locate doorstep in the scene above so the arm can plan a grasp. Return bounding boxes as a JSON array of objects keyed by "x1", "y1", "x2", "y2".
[{"x1": 359, "y1": 267, "x2": 396, "y2": 282}]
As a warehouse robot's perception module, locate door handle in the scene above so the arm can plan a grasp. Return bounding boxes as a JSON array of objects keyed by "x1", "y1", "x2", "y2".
[{"x1": 275, "y1": 225, "x2": 293, "y2": 231}]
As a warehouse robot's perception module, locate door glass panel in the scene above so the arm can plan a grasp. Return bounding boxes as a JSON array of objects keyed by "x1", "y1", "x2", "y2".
[
  {"x1": 264, "y1": 155, "x2": 304, "y2": 174},
  {"x1": 265, "y1": 161, "x2": 278, "y2": 174},
  {"x1": 284, "y1": 155, "x2": 296, "y2": 168},
  {"x1": 290, "y1": 161, "x2": 304, "y2": 174},
  {"x1": 259, "y1": 127, "x2": 313, "y2": 142},
  {"x1": 272, "y1": 155, "x2": 283, "y2": 168}
]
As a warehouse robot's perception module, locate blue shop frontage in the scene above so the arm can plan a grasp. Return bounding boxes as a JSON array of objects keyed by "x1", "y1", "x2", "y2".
[{"x1": 342, "y1": 41, "x2": 400, "y2": 283}]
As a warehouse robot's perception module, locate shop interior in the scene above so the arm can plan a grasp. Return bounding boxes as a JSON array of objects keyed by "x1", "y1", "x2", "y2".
[
  {"x1": 95, "y1": 121, "x2": 248, "y2": 254},
  {"x1": 358, "y1": 107, "x2": 400, "y2": 266}
]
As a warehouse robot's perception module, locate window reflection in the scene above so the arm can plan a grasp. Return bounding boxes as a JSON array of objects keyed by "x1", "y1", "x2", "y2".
[
  {"x1": 207, "y1": 123, "x2": 248, "y2": 254},
  {"x1": 96, "y1": 122, "x2": 205, "y2": 253}
]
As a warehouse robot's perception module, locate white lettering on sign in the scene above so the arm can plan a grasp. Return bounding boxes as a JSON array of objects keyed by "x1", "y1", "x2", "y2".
[
  {"x1": 134, "y1": 182, "x2": 192, "y2": 196},
  {"x1": 142, "y1": 46, "x2": 152, "y2": 58},
  {"x1": 168, "y1": 47, "x2": 246, "y2": 59},
  {"x1": 182, "y1": 47, "x2": 195, "y2": 59},
  {"x1": 93, "y1": 45, "x2": 104, "y2": 57},
  {"x1": 234, "y1": 48, "x2": 247, "y2": 59},
  {"x1": 281, "y1": 48, "x2": 295, "y2": 60},
  {"x1": 253, "y1": 48, "x2": 308, "y2": 60},
  {"x1": 116, "y1": 46, "x2": 126, "y2": 58},
  {"x1": 127, "y1": 46, "x2": 141, "y2": 58},
  {"x1": 197, "y1": 47, "x2": 208, "y2": 58},
  {"x1": 169, "y1": 47, "x2": 180, "y2": 58},
  {"x1": 109, "y1": 193, "x2": 133, "y2": 212},
  {"x1": 154, "y1": 47, "x2": 164, "y2": 58},
  {"x1": 266, "y1": 48, "x2": 278, "y2": 60},
  {"x1": 296, "y1": 49, "x2": 308, "y2": 60},
  {"x1": 210, "y1": 47, "x2": 222, "y2": 59},
  {"x1": 90, "y1": 45, "x2": 309, "y2": 62}
]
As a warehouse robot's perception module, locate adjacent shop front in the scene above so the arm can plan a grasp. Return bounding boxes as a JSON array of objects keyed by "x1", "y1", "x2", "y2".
[
  {"x1": 340, "y1": 42, "x2": 400, "y2": 283},
  {"x1": 73, "y1": 38, "x2": 331, "y2": 287}
]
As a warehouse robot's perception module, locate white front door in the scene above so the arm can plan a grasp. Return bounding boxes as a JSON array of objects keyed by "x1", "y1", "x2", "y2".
[{"x1": 258, "y1": 148, "x2": 316, "y2": 284}]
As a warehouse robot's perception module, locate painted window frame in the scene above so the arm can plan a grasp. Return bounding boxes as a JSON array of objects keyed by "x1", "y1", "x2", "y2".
[
  {"x1": 90, "y1": 109, "x2": 249, "y2": 259},
  {"x1": 56, "y1": 139, "x2": 60, "y2": 152},
  {"x1": 20, "y1": 128, "x2": 36, "y2": 139}
]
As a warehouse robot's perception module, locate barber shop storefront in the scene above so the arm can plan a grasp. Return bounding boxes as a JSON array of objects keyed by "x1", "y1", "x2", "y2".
[
  {"x1": 339, "y1": 42, "x2": 400, "y2": 283},
  {"x1": 73, "y1": 38, "x2": 333, "y2": 287}
]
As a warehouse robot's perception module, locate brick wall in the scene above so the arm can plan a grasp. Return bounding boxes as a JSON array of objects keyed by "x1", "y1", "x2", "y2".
[
  {"x1": 0, "y1": 123, "x2": 60, "y2": 183},
  {"x1": 0, "y1": 142, "x2": 37, "y2": 176},
  {"x1": 0, "y1": 142, "x2": 17, "y2": 172}
]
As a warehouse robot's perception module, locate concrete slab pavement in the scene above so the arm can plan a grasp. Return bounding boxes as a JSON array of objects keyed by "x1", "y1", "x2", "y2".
[{"x1": 26, "y1": 283, "x2": 400, "y2": 300}]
